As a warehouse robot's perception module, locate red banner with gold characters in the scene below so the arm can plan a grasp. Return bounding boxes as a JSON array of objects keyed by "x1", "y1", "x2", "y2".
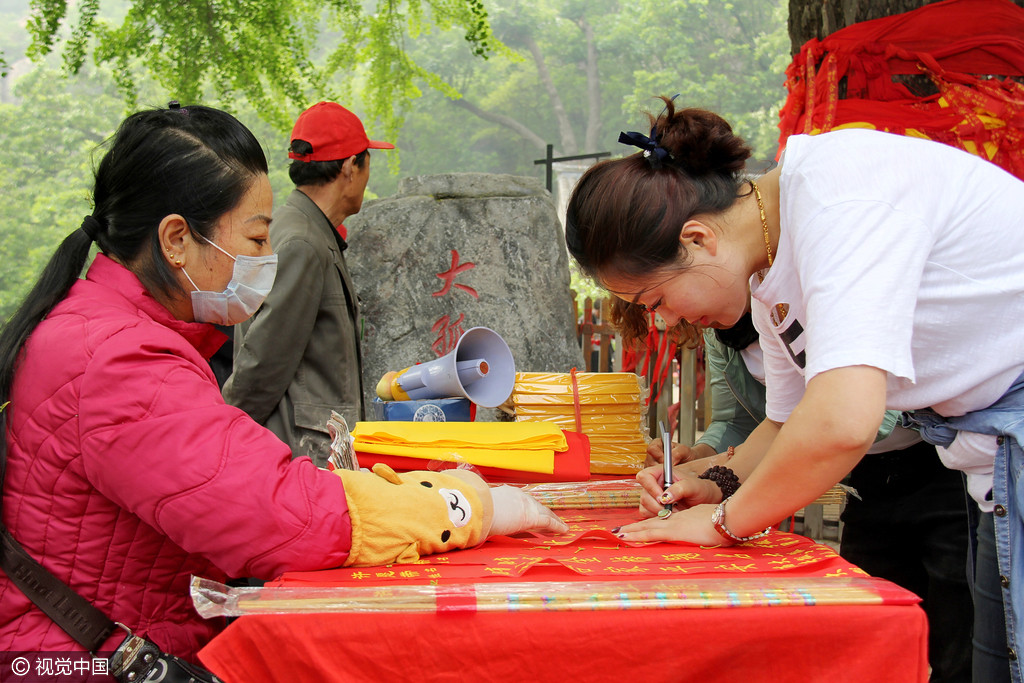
[{"x1": 273, "y1": 508, "x2": 868, "y2": 587}]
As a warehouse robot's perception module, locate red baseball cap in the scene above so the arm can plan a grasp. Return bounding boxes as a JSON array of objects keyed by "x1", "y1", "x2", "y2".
[{"x1": 288, "y1": 102, "x2": 395, "y2": 162}]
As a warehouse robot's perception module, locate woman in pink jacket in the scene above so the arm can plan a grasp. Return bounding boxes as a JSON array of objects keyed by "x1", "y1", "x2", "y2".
[{"x1": 0, "y1": 103, "x2": 565, "y2": 664}]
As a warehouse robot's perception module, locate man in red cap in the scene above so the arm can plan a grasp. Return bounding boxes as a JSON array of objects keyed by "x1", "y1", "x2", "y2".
[{"x1": 224, "y1": 102, "x2": 394, "y2": 465}]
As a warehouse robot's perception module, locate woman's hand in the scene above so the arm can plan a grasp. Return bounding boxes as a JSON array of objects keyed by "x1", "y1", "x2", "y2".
[
  {"x1": 635, "y1": 464, "x2": 723, "y2": 518},
  {"x1": 615, "y1": 503, "x2": 730, "y2": 546},
  {"x1": 645, "y1": 438, "x2": 715, "y2": 467}
]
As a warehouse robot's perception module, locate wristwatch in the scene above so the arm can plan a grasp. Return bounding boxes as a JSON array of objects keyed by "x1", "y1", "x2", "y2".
[{"x1": 711, "y1": 497, "x2": 772, "y2": 543}]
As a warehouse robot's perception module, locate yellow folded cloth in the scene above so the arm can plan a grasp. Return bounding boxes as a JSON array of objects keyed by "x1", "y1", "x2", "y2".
[{"x1": 351, "y1": 421, "x2": 567, "y2": 475}]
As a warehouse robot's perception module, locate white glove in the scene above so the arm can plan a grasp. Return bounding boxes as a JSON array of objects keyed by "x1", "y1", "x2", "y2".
[{"x1": 487, "y1": 485, "x2": 569, "y2": 537}]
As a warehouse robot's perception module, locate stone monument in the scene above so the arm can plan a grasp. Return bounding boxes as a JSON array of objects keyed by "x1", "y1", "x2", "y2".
[{"x1": 346, "y1": 173, "x2": 584, "y2": 420}]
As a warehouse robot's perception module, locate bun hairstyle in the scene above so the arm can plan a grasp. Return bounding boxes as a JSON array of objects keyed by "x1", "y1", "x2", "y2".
[{"x1": 565, "y1": 96, "x2": 752, "y2": 344}]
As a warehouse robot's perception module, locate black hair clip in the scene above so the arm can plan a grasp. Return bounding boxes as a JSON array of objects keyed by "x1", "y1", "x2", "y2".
[
  {"x1": 618, "y1": 129, "x2": 672, "y2": 170},
  {"x1": 618, "y1": 93, "x2": 681, "y2": 170},
  {"x1": 167, "y1": 100, "x2": 189, "y2": 115}
]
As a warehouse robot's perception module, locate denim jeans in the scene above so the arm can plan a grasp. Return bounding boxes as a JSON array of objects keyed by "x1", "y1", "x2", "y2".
[{"x1": 904, "y1": 370, "x2": 1024, "y2": 683}]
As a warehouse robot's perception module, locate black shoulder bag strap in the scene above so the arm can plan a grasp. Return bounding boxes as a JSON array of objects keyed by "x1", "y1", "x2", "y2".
[
  {"x1": 0, "y1": 406, "x2": 116, "y2": 651},
  {"x1": 0, "y1": 531, "x2": 116, "y2": 651}
]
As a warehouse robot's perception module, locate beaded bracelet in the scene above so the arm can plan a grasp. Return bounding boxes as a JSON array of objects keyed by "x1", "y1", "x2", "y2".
[
  {"x1": 711, "y1": 497, "x2": 772, "y2": 543},
  {"x1": 698, "y1": 465, "x2": 741, "y2": 500}
]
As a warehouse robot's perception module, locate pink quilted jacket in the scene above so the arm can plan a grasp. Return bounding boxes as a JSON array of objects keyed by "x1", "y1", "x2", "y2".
[{"x1": 0, "y1": 255, "x2": 353, "y2": 661}]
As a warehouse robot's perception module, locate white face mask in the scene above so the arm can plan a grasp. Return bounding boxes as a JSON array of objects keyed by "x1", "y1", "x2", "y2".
[{"x1": 182, "y1": 234, "x2": 278, "y2": 326}]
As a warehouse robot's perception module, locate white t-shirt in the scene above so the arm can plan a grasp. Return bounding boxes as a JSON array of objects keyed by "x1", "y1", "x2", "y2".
[{"x1": 752, "y1": 130, "x2": 1024, "y2": 504}]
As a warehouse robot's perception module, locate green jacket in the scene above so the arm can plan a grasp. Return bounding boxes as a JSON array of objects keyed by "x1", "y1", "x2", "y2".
[{"x1": 695, "y1": 329, "x2": 900, "y2": 453}]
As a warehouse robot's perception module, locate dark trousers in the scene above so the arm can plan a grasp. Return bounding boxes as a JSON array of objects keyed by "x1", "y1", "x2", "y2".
[
  {"x1": 972, "y1": 511, "x2": 1011, "y2": 683},
  {"x1": 840, "y1": 440, "x2": 974, "y2": 683}
]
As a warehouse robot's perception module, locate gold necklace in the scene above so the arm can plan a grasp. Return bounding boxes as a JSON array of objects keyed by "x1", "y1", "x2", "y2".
[
  {"x1": 750, "y1": 180, "x2": 787, "y2": 324},
  {"x1": 751, "y1": 180, "x2": 772, "y2": 266}
]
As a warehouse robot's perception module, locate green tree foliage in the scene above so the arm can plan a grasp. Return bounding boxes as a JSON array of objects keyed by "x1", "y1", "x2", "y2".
[
  {"x1": 622, "y1": 0, "x2": 790, "y2": 166},
  {"x1": 389, "y1": 0, "x2": 788, "y2": 193},
  {"x1": 0, "y1": 0, "x2": 792, "y2": 319},
  {"x1": 19, "y1": 0, "x2": 495, "y2": 135},
  {"x1": 0, "y1": 66, "x2": 121, "y2": 318}
]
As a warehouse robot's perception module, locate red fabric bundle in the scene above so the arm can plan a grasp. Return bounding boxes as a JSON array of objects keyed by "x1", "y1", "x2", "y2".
[{"x1": 777, "y1": 0, "x2": 1024, "y2": 180}]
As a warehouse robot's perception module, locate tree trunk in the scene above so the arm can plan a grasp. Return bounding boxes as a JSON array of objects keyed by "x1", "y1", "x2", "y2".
[
  {"x1": 578, "y1": 17, "x2": 602, "y2": 154},
  {"x1": 788, "y1": 0, "x2": 1024, "y2": 54},
  {"x1": 524, "y1": 34, "x2": 579, "y2": 156}
]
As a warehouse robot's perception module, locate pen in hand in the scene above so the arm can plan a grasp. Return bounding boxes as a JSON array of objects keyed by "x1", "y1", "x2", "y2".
[{"x1": 658, "y1": 421, "x2": 673, "y2": 519}]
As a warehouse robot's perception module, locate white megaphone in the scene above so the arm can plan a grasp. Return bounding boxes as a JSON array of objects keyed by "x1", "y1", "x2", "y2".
[{"x1": 386, "y1": 327, "x2": 516, "y2": 408}]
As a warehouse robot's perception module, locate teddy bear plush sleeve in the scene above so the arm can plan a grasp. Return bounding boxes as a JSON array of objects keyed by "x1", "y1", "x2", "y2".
[{"x1": 335, "y1": 463, "x2": 495, "y2": 566}]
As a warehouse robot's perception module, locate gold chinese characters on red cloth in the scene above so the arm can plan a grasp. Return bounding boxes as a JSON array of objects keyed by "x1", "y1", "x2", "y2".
[{"x1": 272, "y1": 508, "x2": 875, "y2": 588}]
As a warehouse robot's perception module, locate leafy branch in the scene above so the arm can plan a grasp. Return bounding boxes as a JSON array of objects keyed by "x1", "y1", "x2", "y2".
[{"x1": 22, "y1": 0, "x2": 497, "y2": 135}]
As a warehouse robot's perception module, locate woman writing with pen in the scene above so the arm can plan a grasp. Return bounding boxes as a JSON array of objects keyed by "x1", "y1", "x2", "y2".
[{"x1": 565, "y1": 97, "x2": 1024, "y2": 683}]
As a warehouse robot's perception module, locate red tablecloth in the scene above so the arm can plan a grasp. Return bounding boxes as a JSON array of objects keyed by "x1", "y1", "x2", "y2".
[{"x1": 198, "y1": 508, "x2": 929, "y2": 682}]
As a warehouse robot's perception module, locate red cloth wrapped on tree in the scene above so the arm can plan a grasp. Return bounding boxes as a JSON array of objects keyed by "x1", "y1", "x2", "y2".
[{"x1": 777, "y1": 0, "x2": 1024, "y2": 180}]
